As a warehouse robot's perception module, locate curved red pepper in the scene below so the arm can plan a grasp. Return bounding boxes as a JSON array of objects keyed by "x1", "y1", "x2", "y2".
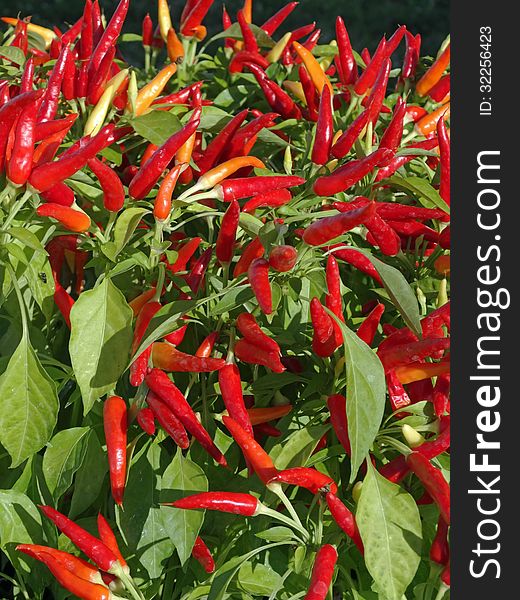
[
  {"x1": 103, "y1": 396, "x2": 127, "y2": 506},
  {"x1": 248, "y1": 258, "x2": 272, "y2": 315},
  {"x1": 170, "y1": 492, "x2": 260, "y2": 515},
  {"x1": 325, "y1": 492, "x2": 364, "y2": 553},
  {"x1": 268, "y1": 467, "x2": 337, "y2": 494},
  {"x1": 304, "y1": 544, "x2": 338, "y2": 600},
  {"x1": 146, "y1": 390, "x2": 189, "y2": 448}
]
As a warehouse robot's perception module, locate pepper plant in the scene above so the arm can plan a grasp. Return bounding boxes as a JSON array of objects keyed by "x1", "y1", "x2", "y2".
[{"x1": 0, "y1": 1, "x2": 450, "y2": 599}]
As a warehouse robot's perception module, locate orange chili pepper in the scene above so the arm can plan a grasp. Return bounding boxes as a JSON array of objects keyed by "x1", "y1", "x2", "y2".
[
  {"x1": 133, "y1": 63, "x2": 177, "y2": 116},
  {"x1": 415, "y1": 102, "x2": 450, "y2": 137},
  {"x1": 416, "y1": 43, "x2": 450, "y2": 97},
  {"x1": 292, "y1": 41, "x2": 333, "y2": 94},
  {"x1": 394, "y1": 361, "x2": 450, "y2": 384},
  {"x1": 246, "y1": 405, "x2": 292, "y2": 426},
  {"x1": 129, "y1": 287, "x2": 157, "y2": 316},
  {"x1": 154, "y1": 164, "x2": 187, "y2": 221},
  {"x1": 434, "y1": 254, "x2": 450, "y2": 276},
  {"x1": 167, "y1": 27, "x2": 184, "y2": 63}
]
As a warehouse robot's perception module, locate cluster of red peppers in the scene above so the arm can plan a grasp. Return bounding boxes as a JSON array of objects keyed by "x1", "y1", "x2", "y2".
[{"x1": 1, "y1": 0, "x2": 450, "y2": 598}]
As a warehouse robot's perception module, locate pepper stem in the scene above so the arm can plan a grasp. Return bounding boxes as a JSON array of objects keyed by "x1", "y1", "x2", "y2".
[
  {"x1": 257, "y1": 505, "x2": 310, "y2": 542},
  {"x1": 270, "y1": 486, "x2": 307, "y2": 535},
  {"x1": 433, "y1": 582, "x2": 449, "y2": 600},
  {"x1": 112, "y1": 565, "x2": 145, "y2": 600}
]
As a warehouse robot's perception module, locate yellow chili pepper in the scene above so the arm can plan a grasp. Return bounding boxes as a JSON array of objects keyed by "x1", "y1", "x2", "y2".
[
  {"x1": 416, "y1": 43, "x2": 450, "y2": 97},
  {"x1": 394, "y1": 361, "x2": 450, "y2": 385},
  {"x1": 282, "y1": 81, "x2": 307, "y2": 104},
  {"x1": 158, "y1": 0, "x2": 173, "y2": 42},
  {"x1": 167, "y1": 27, "x2": 184, "y2": 63},
  {"x1": 133, "y1": 63, "x2": 177, "y2": 116},
  {"x1": 1, "y1": 17, "x2": 56, "y2": 48},
  {"x1": 84, "y1": 69, "x2": 129, "y2": 136},
  {"x1": 292, "y1": 41, "x2": 333, "y2": 94},
  {"x1": 402, "y1": 424, "x2": 426, "y2": 449},
  {"x1": 266, "y1": 32, "x2": 291, "y2": 63}
]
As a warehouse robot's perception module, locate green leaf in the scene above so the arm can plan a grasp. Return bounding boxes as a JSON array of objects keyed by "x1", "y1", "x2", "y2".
[
  {"x1": 255, "y1": 526, "x2": 295, "y2": 542},
  {"x1": 270, "y1": 424, "x2": 330, "y2": 470},
  {"x1": 160, "y1": 449, "x2": 208, "y2": 566},
  {"x1": 328, "y1": 312, "x2": 386, "y2": 482},
  {"x1": 69, "y1": 432, "x2": 108, "y2": 518},
  {"x1": 237, "y1": 562, "x2": 283, "y2": 595},
  {"x1": 210, "y1": 23, "x2": 275, "y2": 48},
  {"x1": 130, "y1": 111, "x2": 182, "y2": 146},
  {"x1": 0, "y1": 491, "x2": 43, "y2": 569},
  {"x1": 102, "y1": 207, "x2": 149, "y2": 261},
  {"x1": 0, "y1": 333, "x2": 58, "y2": 467},
  {"x1": 386, "y1": 175, "x2": 450, "y2": 215},
  {"x1": 69, "y1": 278, "x2": 133, "y2": 414},
  {"x1": 20, "y1": 248, "x2": 55, "y2": 321},
  {"x1": 0, "y1": 45, "x2": 25, "y2": 65},
  {"x1": 8, "y1": 228, "x2": 46, "y2": 253},
  {"x1": 357, "y1": 463, "x2": 422, "y2": 600},
  {"x1": 213, "y1": 285, "x2": 254, "y2": 315},
  {"x1": 349, "y1": 248, "x2": 422, "y2": 337},
  {"x1": 120, "y1": 443, "x2": 174, "y2": 578},
  {"x1": 208, "y1": 542, "x2": 291, "y2": 600},
  {"x1": 42, "y1": 427, "x2": 90, "y2": 501}
]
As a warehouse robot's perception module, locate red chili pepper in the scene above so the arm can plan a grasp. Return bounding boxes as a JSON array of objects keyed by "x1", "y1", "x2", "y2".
[
  {"x1": 103, "y1": 396, "x2": 127, "y2": 506},
  {"x1": 6, "y1": 93, "x2": 42, "y2": 186},
  {"x1": 185, "y1": 246, "x2": 212, "y2": 294},
  {"x1": 137, "y1": 407, "x2": 156, "y2": 435},
  {"x1": 430, "y1": 515, "x2": 450, "y2": 566},
  {"x1": 129, "y1": 110, "x2": 201, "y2": 199},
  {"x1": 433, "y1": 373, "x2": 450, "y2": 416},
  {"x1": 357, "y1": 302, "x2": 385, "y2": 346},
  {"x1": 167, "y1": 237, "x2": 202, "y2": 273},
  {"x1": 365, "y1": 58, "x2": 392, "y2": 125},
  {"x1": 237, "y1": 9, "x2": 258, "y2": 53},
  {"x1": 145, "y1": 369, "x2": 227, "y2": 465},
  {"x1": 87, "y1": 157, "x2": 125, "y2": 212},
  {"x1": 38, "y1": 506, "x2": 119, "y2": 573},
  {"x1": 164, "y1": 324, "x2": 188, "y2": 347},
  {"x1": 242, "y1": 188, "x2": 292, "y2": 213},
  {"x1": 129, "y1": 300, "x2": 162, "y2": 387},
  {"x1": 17, "y1": 547, "x2": 110, "y2": 600},
  {"x1": 192, "y1": 536, "x2": 215, "y2": 573},
  {"x1": 223, "y1": 113, "x2": 278, "y2": 159},
  {"x1": 195, "y1": 110, "x2": 249, "y2": 174},
  {"x1": 303, "y1": 201, "x2": 376, "y2": 246},
  {"x1": 327, "y1": 394, "x2": 351, "y2": 455},
  {"x1": 437, "y1": 116, "x2": 450, "y2": 205},
  {"x1": 261, "y1": 2, "x2": 299, "y2": 36},
  {"x1": 170, "y1": 491, "x2": 261, "y2": 515},
  {"x1": 88, "y1": 0, "x2": 129, "y2": 81},
  {"x1": 195, "y1": 331, "x2": 219, "y2": 358},
  {"x1": 335, "y1": 17, "x2": 357, "y2": 85},
  {"x1": 325, "y1": 492, "x2": 364, "y2": 553},
  {"x1": 219, "y1": 363, "x2": 253, "y2": 436},
  {"x1": 428, "y1": 74, "x2": 450, "y2": 103},
  {"x1": 87, "y1": 47, "x2": 116, "y2": 105},
  {"x1": 20, "y1": 56, "x2": 35, "y2": 93},
  {"x1": 216, "y1": 199, "x2": 240, "y2": 265},
  {"x1": 379, "y1": 97, "x2": 406, "y2": 158},
  {"x1": 234, "y1": 338, "x2": 285, "y2": 372},
  {"x1": 407, "y1": 452, "x2": 450, "y2": 524},
  {"x1": 142, "y1": 13, "x2": 153, "y2": 47},
  {"x1": 96, "y1": 514, "x2": 127, "y2": 570},
  {"x1": 152, "y1": 343, "x2": 225, "y2": 372},
  {"x1": 233, "y1": 236, "x2": 265, "y2": 277},
  {"x1": 299, "y1": 65, "x2": 319, "y2": 121},
  {"x1": 315, "y1": 148, "x2": 391, "y2": 197},
  {"x1": 268, "y1": 467, "x2": 337, "y2": 494},
  {"x1": 248, "y1": 258, "x2": 272, "y2": 315},
  {"x1": 378, "y1": 338, "x2": 450, "y2": 371},
  {"x1": 304, "y1": 544, "x2": 338, "y2": 600},
  {"x1": 354, "y1": 37, "x2": 387, "y2": 96},
  {"x1": 222, "y1": 415, "x2": 279, "y2": 483},
  {"x1": 310, "y1": 297, "x2": 337, "y2": 357},
  {"x1": 327, "y1": 246, "x2": 381, "y2": 283},
  {"x1": 401, "y1": 31, "x2": 421, "y2": 80},
  {"x1": 236, "y1": 313, "x2": 280, "y2": 355},
  {"x1": 330, "y1": 110, "x2": 370, "y2": 159},
  {"x1": 387, "y1": 220, "x2": 440, "y2": 243},
  {"x1": 268, "y1": 245, "x2": 297, "y2": 272},
  {"x1": 325, "y1": 255, "x2": 344, "y2": 345},
  {"x1": 146, "y1": 390, "x2": 189, "y2": 448},
  {"x1": 385, "y1": 369, "x2": 411, "y2": 412},
  {"x1": 311, "y1": 85, "x2": 333, "y2": 165},
  {"x1": 421, "y1": 302, "x2": 450, "y2": 337},
  {"x1": 30, "y1": 124, "x2": 119, "y2": 192},
  {"x1": 16, "y1": 544, "x2": 104, "y2": 584},
  {"x1": 38, "y1": 44, "x2": 71, "y2": 122}
]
